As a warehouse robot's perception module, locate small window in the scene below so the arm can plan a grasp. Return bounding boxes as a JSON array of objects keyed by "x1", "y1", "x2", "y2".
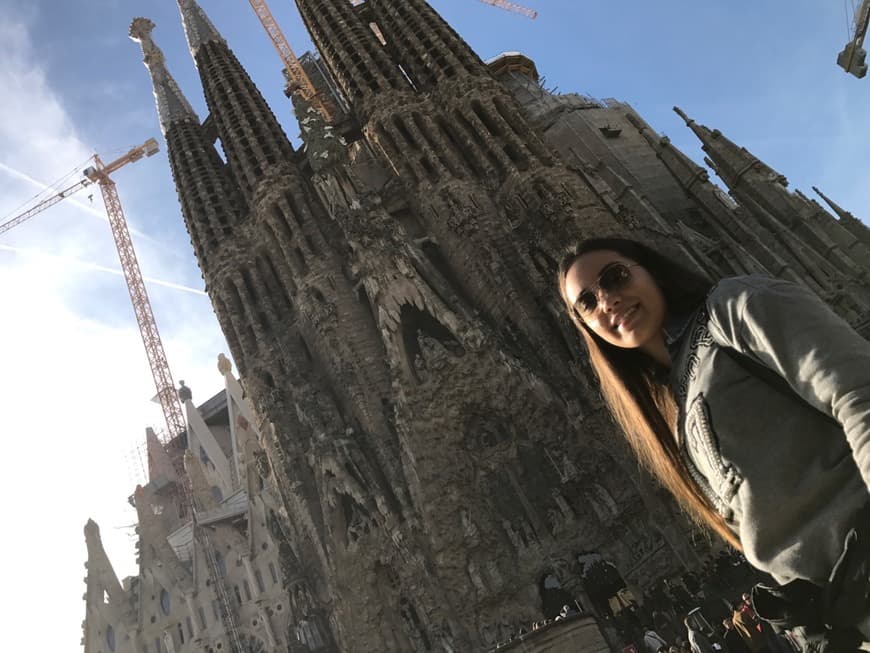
[
  {"x1": 160, "y1": 589, "x2": 171, "y2": 616},
  {"x1": 211, "y1": 486, "x2": 224, "y2": 503},
  {"x1": 212, "y1": 599, "x2": 221, "y2": 622},
  {"x1": 186, "y1": 616, "x2": 194, "y2": 638},
  {"x1": 234, "y1": 586, "x2": 243, "y2": 606},
  {"x1": 106, "y1": 625, "x2": 116, "y2": 652},
  {"x1": 178, "y1": 623, "x2": 185, "y2": 644},
  {"x1": 198, "y1": 606, "x2": 207, "y2": 630},
  {"x1": 215, "y1": 552, "x2": 227, "y2": 578},
  {"x1": 243, "y1": 580, "x2": 252, "y2": 601},
  {"x1": 154, "y1": 637, "x2": 162, "y2": 653},
  {"x1": 598, "y1": 125, "x2": 622, "y2": 138},
  {"x1": 268, "y1": 562, "x2": 279, "y2": 584},
  {"x1": 254, "y1": 569, "x2": 265, "y2": 593}
]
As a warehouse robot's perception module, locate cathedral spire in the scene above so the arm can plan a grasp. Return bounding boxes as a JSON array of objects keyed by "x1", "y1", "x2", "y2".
[
  {"x1": 129, "y1": 17, "x2": 198, "y2": 135},
  {"x1": 813, "y1": 186, "x2": 860, "y2": 222},
  {"x1": 673, "y1": 107, "x2": 866, "y2": 280},
  {"x1": 673, "y1": 106, "x2": 787, "y2": 190},
  {"x1": 174, "y1": 0, "x2": 294, "y2": 198},
  {"x1": 366, "y1": 0, "x2": 487, "y2": 90},
  {"x1": 176, "y1": 0, "x2": 225, "y2": 59},
  {"x1": 146, "y1": 427, "x2": 179, "y2": 484},
  {"x1": 293, "y1": 0, "x2": 407, "y2": 112},
  {"x1": 83, "y1": 519, "x2": 125, "y2": 605},
  {"x1": 130, "y1": 15, "x2": 245, "y2": 264},
  {"x1": 630, "y1": 113, "x2": 798, "y2": 282}
]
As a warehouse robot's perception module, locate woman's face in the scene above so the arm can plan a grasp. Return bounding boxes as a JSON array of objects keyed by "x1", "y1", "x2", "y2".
[{"x1": 564, "y1": 249, "x2": 667, "y2": 352}]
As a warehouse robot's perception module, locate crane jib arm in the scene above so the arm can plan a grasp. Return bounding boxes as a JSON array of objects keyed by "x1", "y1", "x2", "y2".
[{"x1": 0, "y1": 178, "x2": 90, "y2": 236}]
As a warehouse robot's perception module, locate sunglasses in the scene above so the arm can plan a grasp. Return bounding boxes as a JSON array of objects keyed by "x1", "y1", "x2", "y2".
[{"x1": 572, "y1": 262, "x2": 641, "y2": 318}]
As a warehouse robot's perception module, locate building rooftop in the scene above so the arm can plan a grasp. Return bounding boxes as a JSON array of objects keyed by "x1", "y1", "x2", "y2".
[{"x1": 485, "y1": 51, "x2": 540, "y2": 81}]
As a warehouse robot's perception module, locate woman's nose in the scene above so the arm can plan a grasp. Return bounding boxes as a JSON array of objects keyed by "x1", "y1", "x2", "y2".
[{"x1": 597, "y1": 288, "x2": 621, "y2": 312}]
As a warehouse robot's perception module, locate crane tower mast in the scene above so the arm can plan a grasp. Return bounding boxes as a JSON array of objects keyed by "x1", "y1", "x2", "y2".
[
  {"x1": 247, "y1": 0, "x2": 336, "y2": 121},
  {"x1": 86, "y1": 151, "x2": 187, "y2": 443}
]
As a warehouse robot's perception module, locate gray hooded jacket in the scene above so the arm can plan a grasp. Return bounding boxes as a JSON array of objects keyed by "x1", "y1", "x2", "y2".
[{"x1": 669, "y1": 275, "x2": 870, "y2": 584}]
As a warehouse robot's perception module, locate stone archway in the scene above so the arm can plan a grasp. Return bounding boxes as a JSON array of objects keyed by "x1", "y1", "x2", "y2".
[
  {"x1": 576, "y1": 552, "x2": 633, "y2": 618},
  {"x1": 576, "y1": 552, "x2": 642, "y2": 646}
]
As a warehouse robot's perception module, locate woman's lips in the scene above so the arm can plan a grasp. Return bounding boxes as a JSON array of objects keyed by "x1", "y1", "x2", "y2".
[{"x1": 615, "y1": 304, "x2": 639, "y2": 331}]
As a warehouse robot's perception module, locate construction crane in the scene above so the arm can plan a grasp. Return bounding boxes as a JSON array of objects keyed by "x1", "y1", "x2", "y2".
[
  {"x1": 5, "y1": 143, "x2": 245, "y2": 651},
  {"x1": 248, "y1": 0, "x2": 337, "y2": 122},
  {"x1": 0, "y1": 138, "x2": 188, "y2": 445},
  {"x1": 476, "y1": 0, "x2": 537, "y2": 19},
  {"x1": 839, "y1": 0, "x2": 870, "y2": 78}
]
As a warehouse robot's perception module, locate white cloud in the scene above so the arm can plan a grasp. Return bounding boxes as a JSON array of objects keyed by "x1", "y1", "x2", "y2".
[
  {"x1": 0, "y1": 243, "x2": 207, "y2": 296},
  {"x1": 0, "y1": 8, "x2": 229, "y2": 653}
]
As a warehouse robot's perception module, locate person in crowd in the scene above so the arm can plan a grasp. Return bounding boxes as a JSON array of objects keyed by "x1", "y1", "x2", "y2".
[
  {"x1": 555, "y1": 604, "x2": 578, "y2": 621},
  {"x1": 653, "y1": 608, "x2": 678, "y2": 642},
  {"x1": 685, "y1": 618, "x2": 716, "y2": 653},
  {"x1": 731, "y1": 602, "x2": 769, "y2": 653},
  {"x1": 683, "y1": 572, "x2": 702, "y2": 599},
  {"x1": 644, "y1": 625, "x2": 669, "y2": 653},
  {"x1": 723, "y1": 618, "x2": 753, "y2": 653},
  {"x1": 669, "y1": 579, "x2": 694, "y2": 611},
  {"x1": 558, "y1": 238, "x2": 870, "y2": 645},
  {"x1": 738, "y1": 594, "x2": 757, "y2": 620}
]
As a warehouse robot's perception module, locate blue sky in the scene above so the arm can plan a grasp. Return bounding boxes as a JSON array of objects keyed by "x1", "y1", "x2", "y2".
[{"x1": 0, "y1": 1, "x2": 866, "y2": 651}]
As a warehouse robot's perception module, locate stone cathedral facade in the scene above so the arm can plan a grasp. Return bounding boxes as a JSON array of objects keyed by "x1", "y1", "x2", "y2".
[{"x1": 116, "y1": 1, "x2": 870, "y2": 652}]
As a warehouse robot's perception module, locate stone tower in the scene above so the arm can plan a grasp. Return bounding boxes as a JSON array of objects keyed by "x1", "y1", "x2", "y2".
[{"x1": 130, "y1": 1, "x2": 870, "y2": 652}]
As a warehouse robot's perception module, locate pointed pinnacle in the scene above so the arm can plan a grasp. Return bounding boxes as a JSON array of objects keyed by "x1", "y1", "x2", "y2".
[
  {"x1": 812, "y1": 186, "x2": 834, "y2": 206},
  {"x1": 813, "y1": 186, "x2": 856, "y2": 220},
  {"x1": 177, "y1": 0, "x2": 225, "y2": 58},
  {"x1": 129, "y1": 17, "x2": 155, "y2": 41},
  {"x1": 703, "y1": 156, "x2": 721, "y2": 173},
  {"x1": 84, "y1": 519, "x2": 100, "y2": 538},
  {"x1": 130, "y1": 18, "x2": 199, "y2": 134},
  {"x1": 673, "y1": 106, "x2": 694, "y2": 125},
  {"x1": 626, "y1": 112, "x2": 668, "y2": 150}
]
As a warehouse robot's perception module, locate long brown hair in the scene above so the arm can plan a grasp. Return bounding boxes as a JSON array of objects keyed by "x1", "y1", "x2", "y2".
[{"x1": 557, "y1": 237, "x2": 741, "y2": 550}]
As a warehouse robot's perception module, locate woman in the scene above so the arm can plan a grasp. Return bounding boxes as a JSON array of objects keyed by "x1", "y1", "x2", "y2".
[{"x1": 557, "y1": 237, "x2": 870, "y2": 643}]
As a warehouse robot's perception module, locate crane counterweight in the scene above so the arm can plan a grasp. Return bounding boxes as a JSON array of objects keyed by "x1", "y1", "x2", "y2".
[{"x1": 839, "y1": 0, "x2": 870, "y2": 78}]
